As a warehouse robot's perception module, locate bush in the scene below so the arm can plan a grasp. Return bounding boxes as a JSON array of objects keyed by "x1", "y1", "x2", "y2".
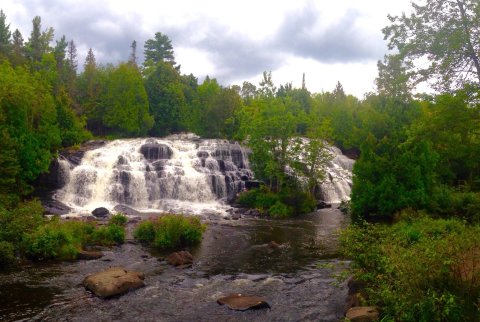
[
  {"x1": 268, "y1": 201, "x2": 290, "y2": 218},
  {"x1": 134, "y1": 220, "x2": 156, "y2": 244},
  {"x1": 134, "y1": 214, "x2": 206, "y2": 250},
  {"x1": 429, "y1": 187, "x2": 480, "y2": 224},
  {"x1": 24, "y1": 217, "x2": 124, "y2": 260},
  {"x1": 109, "y1": 213, "x2": 128, "y2": 226},
  {"x1": 237, "y1": 186, "x2": 315, "y2": 218},
  {"x1": 92, "y1": 224, "x2": 125, "y2": 246},
  {"x1": 0, "y1": 241, "x2": 15, "y2": 269},
  {"x1": 341, "y1": 215, "x2": 480, "y2": 321},
  {"x1": 0, "y1": 200, "x2": 45, "y2": 247}
]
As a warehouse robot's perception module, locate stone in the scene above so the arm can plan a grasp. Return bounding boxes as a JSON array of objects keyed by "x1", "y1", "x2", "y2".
[
  {"x1": 268, "y1": 241, "x2": 280, "y2": 249},
  {"x1": 231, "y1": 213, "x2": 241, "y2": 220},
  {"x1": 92, "y1": 207, "x2": 110, "y2": 218},
  {"x1": 83, "y1": 267, "x2": 145, "y2": 298},
  {"x1": 345, "y1": 306, "x2": 379, "y2": 322},
  {"x1": 77, "y1": 250, "x2": 103, "y2": 260},
  {"x1": 316, "y1": 201, "x2": 332, "y2": 209},
  {"x1": 217, "y1": 293, "x2": 270, "y2": 311},
  {"x1": 140, "y1": 143, "x2": 172, "y2": 161},
  {"x1": 167, "y1": 251, "x2": 193, "y2": 268}
]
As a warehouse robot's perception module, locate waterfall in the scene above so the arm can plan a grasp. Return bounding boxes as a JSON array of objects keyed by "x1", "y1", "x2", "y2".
[
  {"x1": 318, "y1": 146, "x2": 354, "y2": 204},
  {"x1": 53, "y1": 134, "x2": 353, "y2": 215},
  {"x1": 54, "y1": 134, "x2": 253, "y2": 215}
]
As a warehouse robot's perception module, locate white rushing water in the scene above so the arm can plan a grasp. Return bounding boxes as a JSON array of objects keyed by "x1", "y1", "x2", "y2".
[
  {"x1": 54, "y1": 134, "x2": 353, "y2": 216},
  {"x1": 319, "y1": 146, "x2": 354, "y2": 204}
]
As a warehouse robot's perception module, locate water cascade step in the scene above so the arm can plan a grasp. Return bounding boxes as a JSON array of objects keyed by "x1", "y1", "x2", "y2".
[{"x1": 53, "y1": 134, "x2": 353, "y2": 215}]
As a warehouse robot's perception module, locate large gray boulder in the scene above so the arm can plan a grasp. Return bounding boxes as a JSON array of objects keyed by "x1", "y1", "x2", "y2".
[{"x1": 83, "y1": 267, "x2": 145, "y2": 298}]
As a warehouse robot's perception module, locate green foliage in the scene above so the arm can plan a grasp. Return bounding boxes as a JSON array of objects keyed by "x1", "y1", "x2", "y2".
[
  {"x1": 102, "y1": 63, "x2": 153, "y2": 136},
  {"x1": 0, "y1": 241, "x2": 15, "y2": 269},
  {"x1": 237, "y1": 187, "x2": 315, "y2": 218},
  {"x1": 24, "y1": 218, "x2": 94, "y2": 260},
  {"x1": 109, "y1": 213, "x2": 128, "y2": 226},
  {"x1": 341, "y1": 215, "x2": 480, "y2": 321},
  {"x1": 383, "y1": 0, "x2": 480, "y2": 91},
  {"x1": 268, "y1": 201, "x2": 291, "y2": 218},
  {"x1": 133, "y1": 220, "x2": 156, "y2": 244},
  {"x1": 0, "y1": 200, "x2": 45, "y2": 247},
  {"x1": 91, "y1": 224, "x2": 125, "y2": 246},
  {"x1": 133, "y1": 214, "x2": 206, "y2": 250}
]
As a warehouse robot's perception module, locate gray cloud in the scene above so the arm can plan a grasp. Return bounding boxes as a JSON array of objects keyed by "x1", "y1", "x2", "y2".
[
  {"x1": 273, "y1": 7, "x2": 385, "y2": 63},
  {"x1": 3, "y1": 1, "x2": 384, "y2": 83}
]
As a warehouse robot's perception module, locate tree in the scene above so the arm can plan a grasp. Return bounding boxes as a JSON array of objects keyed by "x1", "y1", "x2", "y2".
[
  {"x1": 26, "y1": 16, "x2": 54, "y2": 64},
  {"x1": 11, "y1": 29, "x2": 25, "y2": 65},
  {"x1": 0, "y1": 10, "x2": 11, "y2": 57},
  {"x1": 78, "y1": 48, "x2": 104, "y2": 132},
  {"x1": 129, "y1": 40, "x2": 137, "y2": 66},
  {"x1": 383, "y1": 0, "x2": 480, "y2": 91},
  {"x1": 144, "y1": 61, "x2": 186, "y2": 135},
  {"x1": 375, "y1": 54, "x2": 414, "y2": 102},
  {"x1": 258, "y1": 71, "x2": 276, "y2": 97},
  {"x1": 102, "y1": 63, "x2": 153, "y2": 136},
  {"x1": 143, "y1": 32, "x2": 175, "y2": 70}
]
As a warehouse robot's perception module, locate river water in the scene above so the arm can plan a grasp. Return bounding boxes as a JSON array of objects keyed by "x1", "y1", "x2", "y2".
[{"x1": 0, "y1": 209, "x2": 349, "y2": 322}]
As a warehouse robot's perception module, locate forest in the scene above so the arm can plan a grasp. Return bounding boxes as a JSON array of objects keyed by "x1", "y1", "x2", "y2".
[{"x1": 0, "y1": 0, "x2": 479, "y2": 320}]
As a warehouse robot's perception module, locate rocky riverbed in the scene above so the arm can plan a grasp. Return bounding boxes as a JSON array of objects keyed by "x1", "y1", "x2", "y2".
[{"x1": 0, "y1": 208, "x2": 349, "y2": 322}]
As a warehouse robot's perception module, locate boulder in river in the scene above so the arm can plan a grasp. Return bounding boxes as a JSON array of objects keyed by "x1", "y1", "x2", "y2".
[
  {"x1": 316, "y1": 201, "x2": 332, "y2": 209},
  {"x1": 92, "y1": 207, "x2": 110, "y2": 218},
  {"x1": 167, "y1": 251, "x2": 193, "y2": 268},
  {"x1": 217, "y1": 293, "x2": 270, "y2": 311},
  {"x1": 83, "y1": 267, "x2": 145, "y2": 298},
  {"x1": 77, "y1": 250, "x2": 103, "y2": 260},
  {"x1": 345, "y1": 306, "x2": 379, "y2": 322}
]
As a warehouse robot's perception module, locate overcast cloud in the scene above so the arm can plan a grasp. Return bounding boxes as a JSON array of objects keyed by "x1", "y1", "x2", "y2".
[{"x1": 1, "y1": 0, "x2": 413, "y2": 97}]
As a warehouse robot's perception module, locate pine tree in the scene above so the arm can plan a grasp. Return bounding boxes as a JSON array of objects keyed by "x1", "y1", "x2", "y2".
[{"x1": 0, "y1": 10, "x2": 11, "y2": 57}]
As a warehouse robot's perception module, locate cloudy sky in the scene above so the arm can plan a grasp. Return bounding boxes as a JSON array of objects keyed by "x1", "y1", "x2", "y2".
[{"x1": 2, "y1": 0, "x2": 414, "y2": 98}]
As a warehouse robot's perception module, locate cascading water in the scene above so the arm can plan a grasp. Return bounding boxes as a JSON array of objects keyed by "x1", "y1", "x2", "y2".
[
  {"x1": 54, "y1": 134, "x2": 253, "y2": 215},
  {"x1": 53, "y1": 134, "x2": 353, "y2": 216},
  {"x1": 319, "y1": 146, "x2": 354, "y2": 204}
]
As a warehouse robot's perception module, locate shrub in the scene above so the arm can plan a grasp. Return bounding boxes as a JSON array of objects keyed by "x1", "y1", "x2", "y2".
[
  {"x1": 134, "y1": 214, "x2": 206, "y2": 250},
  {"x1": 237, "y1": 186, "x2": 315, "y2": 218},
  {"x1": 341, "y1": 215, "x2": 480, "y2": 321},
  {"x1": 92, "y1": 224, "x2": 125, "y2": 246},
  {"x1": 0, "y1": 241, "x2": 15, "y2": 269},
  {"x1": 268, "y1": 201, "x2": 290, "y2": 218},
  {"x1": 109, "y1": 213, "x2": 128, "y2": 226},
  {"x1": 134, "y1": 220, "x2": 156, "y2": 244},
  {"x1": 25, "y1": 225, "x2": 79, "y2": 260},
  {"x1": 0, "y1": 200, "x2": 45, "y2": 247}
]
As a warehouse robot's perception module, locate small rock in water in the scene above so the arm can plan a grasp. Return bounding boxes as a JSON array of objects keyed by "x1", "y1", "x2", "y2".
[
  {"x1": 77, "y1": 250, "x2": 103, "y2": 260},
  {"x1": 231, "y1": 213, "x2": 241, "y2": 220},
  {"x1": 268, "y1": 241, "x2": 281, "y2": 249},
  {"x1": 83, "y1": 267, "x2": 145, "y2": 298},
  {"x1": 316, "y1": 201, "x2": 332, "y2": 209},
  {"x1": 217, "y1": 293, "x2": 270, "y2": 311},
  {"x1": 167, "y1": 251, "x2": 193, "y2": 268},
  {"x1": 92, "y1": 207, "x2": 110, "y2": 218},
  {"x1": 345, "y1": 306, "x2": 379, "y2": 322}
]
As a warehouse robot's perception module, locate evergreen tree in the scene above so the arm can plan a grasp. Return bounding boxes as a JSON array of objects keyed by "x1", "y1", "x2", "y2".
[
  {"x1": 143, "y1": 32, "x2": 175, "y2": 71},
  {"x1": 0, "y1": 10, "x2": 11, "y2": 58}
]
